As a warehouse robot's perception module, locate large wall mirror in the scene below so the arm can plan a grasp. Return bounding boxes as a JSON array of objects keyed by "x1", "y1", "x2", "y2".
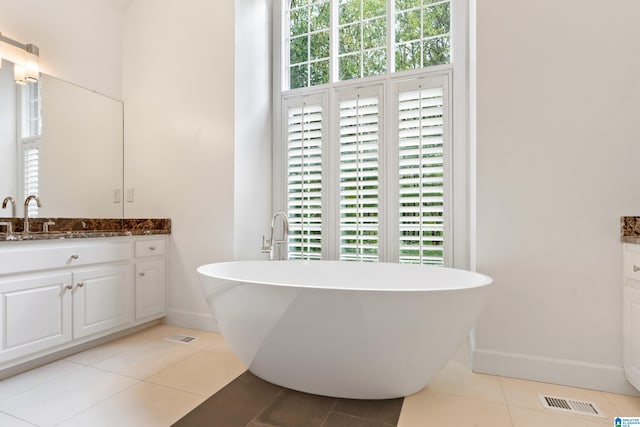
[{"x1": 0, "y1": 60, "x2": 123, "y2": 218}]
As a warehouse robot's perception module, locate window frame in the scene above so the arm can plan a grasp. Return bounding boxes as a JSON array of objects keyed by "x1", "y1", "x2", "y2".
[{"x1": 273, "y1": 0, "x2": 469, "y2": 268}]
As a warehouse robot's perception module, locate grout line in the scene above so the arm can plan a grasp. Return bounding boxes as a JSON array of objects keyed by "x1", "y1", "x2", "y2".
[
  {"x1": 497, "y1": 376, "x2": 516, "y2": 427},
  {"x1": 246, "y1": 388, "x2": 287, "y2": 427},
  {"x1": 330, "y1": 409, "x2": 397, "y2": 426},
  {"x1": 0, "y1": 410, "x2": 39, "y2": 426},
  {"x1": 51, "y1": 379, "x2": 140, "y2": 427},
  {"x1": 318, "y1": 399, "x2": 339, "y2": 427}
]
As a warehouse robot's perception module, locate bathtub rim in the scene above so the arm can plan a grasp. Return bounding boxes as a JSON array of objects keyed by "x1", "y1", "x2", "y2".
[{"x1": 197, "y1": 260, "x2": 492, "y2": 293}]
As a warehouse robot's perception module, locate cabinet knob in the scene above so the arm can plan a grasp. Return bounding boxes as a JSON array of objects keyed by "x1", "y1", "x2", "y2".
[
  {"x1": 139, "y1": 272, "x2": 146, "y2": 277},
  {"x1": 634, "y1": 265, "x2": 640, "y2": 273},
  {"x1": 76, "y1": 282, "x2": 85, "y2": 288},
  {"x1": 149, "y1": 246, "x2": 156, "y2": 251},
  {"x1": 70, "y1": 254, "x2": 79, "y2": 260},
  {"x1": 64, "y1": 284, "x2": 73, "y2": 291}
]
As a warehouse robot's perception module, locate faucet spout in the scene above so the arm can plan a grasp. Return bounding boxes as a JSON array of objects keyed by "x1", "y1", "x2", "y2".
[
  {"x1": 23, "y1": 195, "x2": 42, "y2": 234},
  {"x1": 2, "y1": 196, "x2": 16, "y2": 217}
]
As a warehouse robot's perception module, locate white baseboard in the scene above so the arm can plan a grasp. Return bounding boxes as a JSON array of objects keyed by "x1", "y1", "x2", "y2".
[
  {"x1": 164, "y1": 308, "x2": 220, "y2": 332},
  {"x1": 473, "y1": 348, "x2": 640, "y2": 396}
]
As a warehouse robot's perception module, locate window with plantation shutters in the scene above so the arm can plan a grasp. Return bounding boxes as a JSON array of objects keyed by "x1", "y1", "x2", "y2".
[
  {"x1": 338, "y1": 90, "x2": 380, "y2": 262},
  {"x1": 397, "y1": 79, "x2": 447, "y2": 265},
  {"x1": 278, "y1": 0, "x2": 465, "y2": 266},
  {"x1": 286, "y1": 97, "x2": 324, "y2": 260}
]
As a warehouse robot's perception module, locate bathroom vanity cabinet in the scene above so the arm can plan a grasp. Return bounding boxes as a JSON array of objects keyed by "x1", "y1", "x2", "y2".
[
  {"x1": 0, "y1": 235, "x2": 167, "y2": 370},
  {"x1": 623, "y1": 242, "x2": 640, "y2": 391},
  {"x1": 134, "y1": 238, "x2": 167, "y2": 320}
]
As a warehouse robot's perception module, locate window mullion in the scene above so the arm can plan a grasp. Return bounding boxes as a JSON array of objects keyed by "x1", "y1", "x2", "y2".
[
  {"x1": 387, "y1": 0, "x2": 394, "y2": 74},
  {"x1": 330, "y1": 0, "x2": 338, "y2": 83}
]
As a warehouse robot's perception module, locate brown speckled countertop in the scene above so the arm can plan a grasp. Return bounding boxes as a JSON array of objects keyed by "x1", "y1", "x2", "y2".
[
  {"x1": 621, "y1": 216, "x2": 640, "y2": 244},
  {"x1": 0, "y1": 218, "x2": 170, "y2": 241}
]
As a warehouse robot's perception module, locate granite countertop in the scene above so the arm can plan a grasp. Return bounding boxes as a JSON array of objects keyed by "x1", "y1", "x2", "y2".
[
  {"x1": 0, "y1": 218, "x2": 171, "y2": 242},
  {"x1": 621, "y1": 216, "x2": 640, "y2": 244}
]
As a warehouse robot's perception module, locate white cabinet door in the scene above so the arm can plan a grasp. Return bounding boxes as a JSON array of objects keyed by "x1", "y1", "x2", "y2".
[
  {"x1": 72, "y1": 264, "x2": 133, "y2": 339},
  {"x1": 135, "y1": 260, "x2": 166, "y2": 320},
  {"x1": 624, "y1": 279, "x2": 640, "y2": 390},
  {"x1": 0, "y1": 272, "x2": 73, "y2": 362}
]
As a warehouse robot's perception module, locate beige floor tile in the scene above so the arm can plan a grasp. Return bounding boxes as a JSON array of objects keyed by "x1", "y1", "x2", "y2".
[
  {"x1": 427, "y1": 359, "x2": 506, "y2": 404},
  {"x1": 145, "y1": 346, "x2": 246, "y2": 397},
  {"x1": 398, "y1": 388, "x2": 513, "y2": 427},
  {"x1": 500, "y1": 376, "x2": 617, "y2": 419},
  {"x1": 509, "y1": 406, "x2": 610, "y2": 427},
  {"x1": 66, "y1": 334, "x2": 158, "y2": 366},
  {"x1": 0, "y1": 360, "x2": 83, "y2": 402},
  {"x1": 0, "y1": 366, "x2": 137, "y2": 427},
  {"x1": 0, "y1": 412, "x2": 37, "y2": 426},
  {"x1": 91, "y1": 338, "x2": 198, "y2": 379},
  {"x1": 603, "y1": 391, "x2": 640, "y2": 417},
  {"x1": 56, "y1": 381, "x2": 205, "y2": 427}
]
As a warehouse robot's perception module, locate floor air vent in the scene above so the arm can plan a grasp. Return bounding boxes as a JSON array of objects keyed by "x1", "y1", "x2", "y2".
[
  {"x1": 165, "y1": 334, "x2": 199, "y2": 344},
  {"x1": 539, "y1": 395, "x2": 604, "y2": 418}
]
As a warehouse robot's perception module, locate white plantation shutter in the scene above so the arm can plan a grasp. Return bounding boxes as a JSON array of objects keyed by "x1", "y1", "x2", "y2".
[
  {"x1": 22, "y1": 138, "x2": 40, "y2": 217},
  {"x1": 338, "y1": 89, "x2": 381, "y2": 262},
  {"x1": 286, "y1": 97, "x2": 324, "y2": 260},
  {"x1": 397, "y1": 79, "x2": 447, "y2": 265}
]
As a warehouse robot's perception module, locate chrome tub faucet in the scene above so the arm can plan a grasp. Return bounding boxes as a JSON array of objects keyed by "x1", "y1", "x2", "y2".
[{"x1": 262, "y1": 211, "x2": 289, "y2": 260}]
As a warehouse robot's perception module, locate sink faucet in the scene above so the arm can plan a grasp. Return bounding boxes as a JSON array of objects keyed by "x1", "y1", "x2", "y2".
[
  {"x1": 2, "y1": 196, "x2": 16, "y2": 217},
  {"x1": 23, "y1": 195, "x2": 41, "y2": 234},
  {"x1": 261, "y1": 211, "x2": 289, "y2": 260}
]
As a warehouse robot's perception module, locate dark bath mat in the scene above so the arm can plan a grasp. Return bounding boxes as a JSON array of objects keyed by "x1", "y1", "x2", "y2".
[{"x1": 172, "y1": 371, "x2": 404, "y2": 427}]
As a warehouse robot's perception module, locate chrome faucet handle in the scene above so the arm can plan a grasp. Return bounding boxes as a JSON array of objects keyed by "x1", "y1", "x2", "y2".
[
  {"x1": 0, "y1": 221, "x2": 13, "y2": 235},
  {"x1": 43, "y1": 221, "x2": 56, "y2": 233},
  {"x1": 261, "y1": 235, "x2": 272, "y2": 253}
]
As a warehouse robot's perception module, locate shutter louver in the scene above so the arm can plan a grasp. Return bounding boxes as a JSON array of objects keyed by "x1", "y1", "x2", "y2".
[
  {"x1": 339, "y1": 94, "x2": 379, "y2": 262},
  {"x1": 287, "y1": 102, "x2": 323, "y2": 260},
  {"x1": 398, "y1": 85, "x2": 445, "y2": 265},
  {"x1": 23, "y1": 142, "x2": 40, "y2": 217}
]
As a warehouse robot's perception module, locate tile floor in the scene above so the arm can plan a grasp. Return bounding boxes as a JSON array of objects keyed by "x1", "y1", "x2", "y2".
[
  {"x1": 173, "y1": 370, "x2": 403, "y2": 427},
  {"x1": 0, "y1": 323, "x2": 635, "y2": 426}
]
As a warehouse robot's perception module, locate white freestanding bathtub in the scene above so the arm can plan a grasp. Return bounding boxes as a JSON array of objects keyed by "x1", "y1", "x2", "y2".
[{"x1": 197, "y1": 260, "x2": 492, "y2": 399}]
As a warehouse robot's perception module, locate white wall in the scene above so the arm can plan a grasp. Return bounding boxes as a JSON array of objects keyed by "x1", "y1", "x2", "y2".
[
  {"x1": 234, "y1": 0, "x2": 272, "y2": 260},
  {"x1": 0, "y1": 0, "x2": 122, "y2": 99},
  {"x1": 122, "y1": 0, "x2": 237, "y2": 331},
  {"x1": 473, "y1": 0, "x2": 640, "y2": 394}
]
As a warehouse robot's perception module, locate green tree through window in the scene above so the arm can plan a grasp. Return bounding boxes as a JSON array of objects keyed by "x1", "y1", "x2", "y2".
[{"x1": 285, "y1": 0, "x2": 451, "y2": 89}]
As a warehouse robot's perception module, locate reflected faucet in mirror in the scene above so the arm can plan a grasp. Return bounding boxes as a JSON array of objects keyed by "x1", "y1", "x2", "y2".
[
  {"x1": 2, "y1": 196, "x2": 16, "y2": 217},
  {"x1": 23, "y1": 194, "x2": 41, "y2": 234}
]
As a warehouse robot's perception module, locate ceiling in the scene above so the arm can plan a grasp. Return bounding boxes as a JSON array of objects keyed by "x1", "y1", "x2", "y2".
[{"x1": 99, "y1": 0, "x2": 135, "y2": 14}]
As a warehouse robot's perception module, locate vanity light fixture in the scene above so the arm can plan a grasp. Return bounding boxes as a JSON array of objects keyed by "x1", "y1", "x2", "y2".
[
  {"x1": 13, "y1": 62, "x2": 26, "y2": 85},
  {"x1": 25, "y1": 44, "x2": 39, "y2": 82},
  {"x1": 0, "y1": 31, "x2": 40, "y2": 83}
]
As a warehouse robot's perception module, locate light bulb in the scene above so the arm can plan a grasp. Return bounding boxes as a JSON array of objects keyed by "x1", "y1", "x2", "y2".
[
  {"x1": 25, "y1": 44, "x2": 39, "y2": 82},
  {"x1": 14, "y1": 62, "x2": 27, "y2": 85}
]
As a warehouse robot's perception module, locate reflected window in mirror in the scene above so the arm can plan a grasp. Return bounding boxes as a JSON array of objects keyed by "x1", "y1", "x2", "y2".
[{"x1": 18, "y1": 80, "x2": 41, "y2": 217}]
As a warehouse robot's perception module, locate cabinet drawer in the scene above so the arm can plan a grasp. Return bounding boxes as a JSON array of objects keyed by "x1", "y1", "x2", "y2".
[
  {"x1": 135, "y1": 239, "x2": 166, "y2": 258},
  {"x1": 0, "y1": 240, "x2": 133, "y2": 276},
  {"x1": 624, "y1": 246, "x2": 640, "y2": 282}
]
